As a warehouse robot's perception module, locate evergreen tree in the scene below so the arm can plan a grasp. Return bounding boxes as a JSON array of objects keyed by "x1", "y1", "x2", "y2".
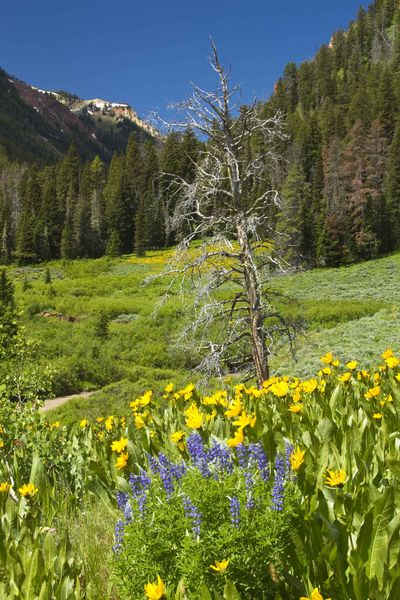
[
  {"x1": 124, "y1": 135, "x2": 143, "y2": 251},
  {"x1": 104, "y1": 153, "x2": 126, "y2": 253},
  {"x1": 0, "y1": 268, "x2": 14, "y2": 308},
  {"x1": 385, "y1": 121, "x2": 400, "y2": 249},
  {"x1": 44, "y1": 266, "x2": 51, "y2": 284},
  {"x1": 279, "y1": 163, "x2": 312, "y2": 264},
  {"x1": 106, "y1": 228, "x2": 122, "y2": 258},
  {"x1": 134, "y1": 199, "x2": 147, "y2": 257}
]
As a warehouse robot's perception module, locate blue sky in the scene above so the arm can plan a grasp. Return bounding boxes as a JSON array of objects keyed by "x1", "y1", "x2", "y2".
[{"x1": 1, "y1": 0, "x2": 369, "y2": 118}]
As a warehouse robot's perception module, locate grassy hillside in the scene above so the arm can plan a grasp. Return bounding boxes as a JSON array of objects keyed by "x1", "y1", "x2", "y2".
[{"x1": 10, "y1": 249, "x2": 400, "y2": 421}]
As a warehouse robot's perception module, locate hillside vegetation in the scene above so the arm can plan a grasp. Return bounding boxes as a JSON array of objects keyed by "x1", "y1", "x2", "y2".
[{"x1": 7, "y1": 248, "x2": 399, "y2": 421}]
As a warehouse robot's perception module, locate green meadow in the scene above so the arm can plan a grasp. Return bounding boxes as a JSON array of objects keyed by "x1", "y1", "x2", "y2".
[{"x1": 10, "y1": 249, "x2": 400, "y2": 422}]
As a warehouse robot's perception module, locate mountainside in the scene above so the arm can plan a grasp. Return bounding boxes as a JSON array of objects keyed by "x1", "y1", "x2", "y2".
[
  {"x1": 1, "y1": 0, "x2": 400, "y2": 269},
  {"x1": 0, "y1": 68, "x2": 159, "y2": 164},
  {"x1": 266, "y1": 0, "x2": 400, "y2": 265}
]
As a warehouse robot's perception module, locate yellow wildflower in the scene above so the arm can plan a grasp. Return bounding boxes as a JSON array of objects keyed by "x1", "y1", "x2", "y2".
[
  {"x1": 364, "y1": 386, "x2": 381, "y2": 399},
  {"x1": 227, "y1": 428, "x2": 244, "y2": 447},
  {"x1": 184, "y1": 404, "x2": 203, "y2": 429},
  {"x1": 97, "y1": 431, "x2": 105, "y2": 441},
  {"x1": 320, "y1": 352, "x2": 339, "y2": 366},
  {"x1": 139, "y1": 391, "x2": 153, "y2": 406},
  {"x1": 130, "y1": 399, "x2": 140, "y2": 412},
  {"x1": 382, "y1": 348, "x2": 394, "y2": 360},
  {"x1": 180, "y1": 383, "x2": 195, "y2": 401},
  {"x1": 346, "y1": 361, "x2": 358, "y2": 370},
  {"x1": 135, "y1": 414, "x2": 146, "y2": 429},
  {"x1": 111, "y1": 437, "x2": 128, "y2": 453},
  {"x1": 0, "y1": 439, "x2": 4, "y2": 448},
  {"x1": 321, "y1": 367, "x2": 332, "y2": 376},
  {"x1": 144, "y1": 575, "x2": 166, "y2": 600},
  {"x1": 206, "y1": 409, "x2": 217, "y2": 422},
  {"x1": 292, "y1": 388, "x2": 302, "y2": 403},
  {"x1": 225, "y1": 396, "x2": 242, "y2": 417},
  {"x1": 318, "y1": 379, "x2": 327, "y2": 393},
  {"x1": 50, "y1": 421, "x2": 60, "y2": 430},
  {"x1": 105, "y1": 416, "x2": 114, "y2": 431},
  {"x1": 339, "y1": 372, "x2": 352, "y2": 383},
  {"x1": 0, "y1": 482, "x2": 11, "y2": 493},
  {"x1": 79, "y1": 419, "x2": 88, "y2": 428},
  {"x1": 164, "y1": 382, "x2": 174, "y2": 393},
  {"x1": 386, "y1": 356, "x2": 400, "y2": 368},
  {"x1": 270, "y1": 380, "x2": 289, "y2": 397},
  {"x1": 373, "y1": 413, "x2": 383, "y2": 420},
  {"x1": 289, "y1": 403, "x2": 303, "y2": 413},
  {"x1": 302, "y1": 379, "x2": 318, "y2": 394},
  {"x1": 357, "y1": 369, "x2": 368, "y2": 380},
  {"x1": 324, "y1": 469, "x2": 347, "y2": 488},
  {"x1": 289, "y1": 448, "x2": 305, "y2": 471},
  {"x1": 116, "y1": 452, "x2": 128, "y2": 470},
  {"x1": 170, "y1": 431, "x2": 185, "y2": 444},
  {"x1": 233, "y1": 410, "x2": 256, "y2": 429},
  {"x1": 96, "y1": 417, "x2": 104, "y2": 423},
  {"x1": 19, "y1": 483, "x2": 38, "y2": 497},
  {"x1": 210, "y1": 559, "x2": 230, "y2": 574},
  {"x1": 202, "y1": 394, "x2": 218, "y2": 406}
]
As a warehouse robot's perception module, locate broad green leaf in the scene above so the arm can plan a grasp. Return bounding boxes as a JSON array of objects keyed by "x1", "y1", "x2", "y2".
[
  {"x1": 223, "y1": 580, "x2": 241, "y2": 600},
  {"x1": 366, "y1": 488, "x2": 394, "y2": 589}
]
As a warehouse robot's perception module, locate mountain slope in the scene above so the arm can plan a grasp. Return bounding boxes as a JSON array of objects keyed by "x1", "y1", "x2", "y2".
[
  {"x1": 266, "y1": 0, "x2": 400, "y2": 266},
  {"x1": 0, "y1": 68, "x2": 159, "y2": 164}
]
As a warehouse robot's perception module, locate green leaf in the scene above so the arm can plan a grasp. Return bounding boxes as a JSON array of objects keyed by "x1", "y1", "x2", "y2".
[
  {"x1": 197, "y1": 582, "x2": 213, "y2": 600},
  {"x1": 21, "y1": 547, "x2": 39, "y2": 599},
  {"x1": 223, "y1": 580, "x2": 241, "y2": 600},
  {"x1": 43, "y1": 531, "x2": 57, "y2": 571},
  {"x1": 366, "y1": 487, "x2": 394, "y2": 589}
]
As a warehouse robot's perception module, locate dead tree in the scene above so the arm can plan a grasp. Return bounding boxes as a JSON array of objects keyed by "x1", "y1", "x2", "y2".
[{"x1": 152, "y1": 44, "x2": 296, "y2": 387}]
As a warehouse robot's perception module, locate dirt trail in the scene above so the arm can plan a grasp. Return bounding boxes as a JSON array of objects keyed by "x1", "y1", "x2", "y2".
[{"x1": 40, "y1": 391, "x2": 96, "y2": 413}]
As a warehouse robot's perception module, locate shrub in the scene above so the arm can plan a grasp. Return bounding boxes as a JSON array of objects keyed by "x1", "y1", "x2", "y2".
[{"x1": 113, "y1": 434, "x2": 296, "y2": 599}]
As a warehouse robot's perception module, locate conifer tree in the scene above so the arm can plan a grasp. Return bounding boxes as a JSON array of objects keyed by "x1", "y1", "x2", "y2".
[
  {"x1": 104, "y1": 153, "x2": 125, "y2": 255},
  {"x1": 385, "y1": 121, "x2": 400, "y2": 249},
  {"x1": 106, "y1": 228, "x2": 122, "y2": 258},
  {"x1": 279, "y1": 163, "x2": 312, "y2": 264},
  {"x1": 134, "y1": 199, "x2": 147, "y2": 257}
]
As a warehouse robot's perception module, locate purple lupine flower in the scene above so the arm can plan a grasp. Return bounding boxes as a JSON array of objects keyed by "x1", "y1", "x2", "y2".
[
  {"x1": 146, "y1": 453, "x2": 160, "y2": 475},
  {"x1": 113, "y1": 518, "x2": 125, "y2": 554},
  {"x1": 158, "y1": 452, "x2": 172, "y2": 469},
  {"x1": 229, "y1": 496, "x2": 240, "y2": 528},
  {"x1": 116, "y1": 491, "x2": 129, "y2": 510},
  {"x1": 236, "y1": 443, "x2": 248, "y2": 469},
  {"x1": 182, "y1": 494, "x2": 202, "y2": 537},
  {"x1": 209, "y1": 441, "x2": 234, "y2": 475},
  {"x1": 248, "y1": 443, "x2": 270, "y2": 482},
  {"x1": 187, "y1": 432, "x2": 210, "y2": 478},
  {"x1": 129, "y1": 470, "x2": 151, "y2": 497},
  {"x1": 159, "y1": 465, "x2": 175, "y2": 498},
  {"x1": 170, "y1": 460, "x2": 187, "y2": 480},
  {"x1": 123, "y1": 501, "x2": 133, "y2": 523},
  {"x1": 139, "y1": 471, "x2": 151, "y2": 489},
  {"x1": 137, "y1": 492, "x2": 147, "y2": 518},
  {"x1": 271, "y1": 455, "x2": 285, "y2": 511}
]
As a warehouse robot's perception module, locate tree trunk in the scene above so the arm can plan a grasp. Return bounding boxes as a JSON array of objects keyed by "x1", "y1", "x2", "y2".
[{"x1": 237, "y1": 219, "x2": 270, "y2": 387}]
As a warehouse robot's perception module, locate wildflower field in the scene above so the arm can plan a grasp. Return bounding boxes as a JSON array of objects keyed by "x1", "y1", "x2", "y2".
[
  {"x1": 11, "y1": 249, "x2": 400, "y2": 423},
  {"x1": 1, "y1": 348, "x2": 400, "y2": 598}
]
